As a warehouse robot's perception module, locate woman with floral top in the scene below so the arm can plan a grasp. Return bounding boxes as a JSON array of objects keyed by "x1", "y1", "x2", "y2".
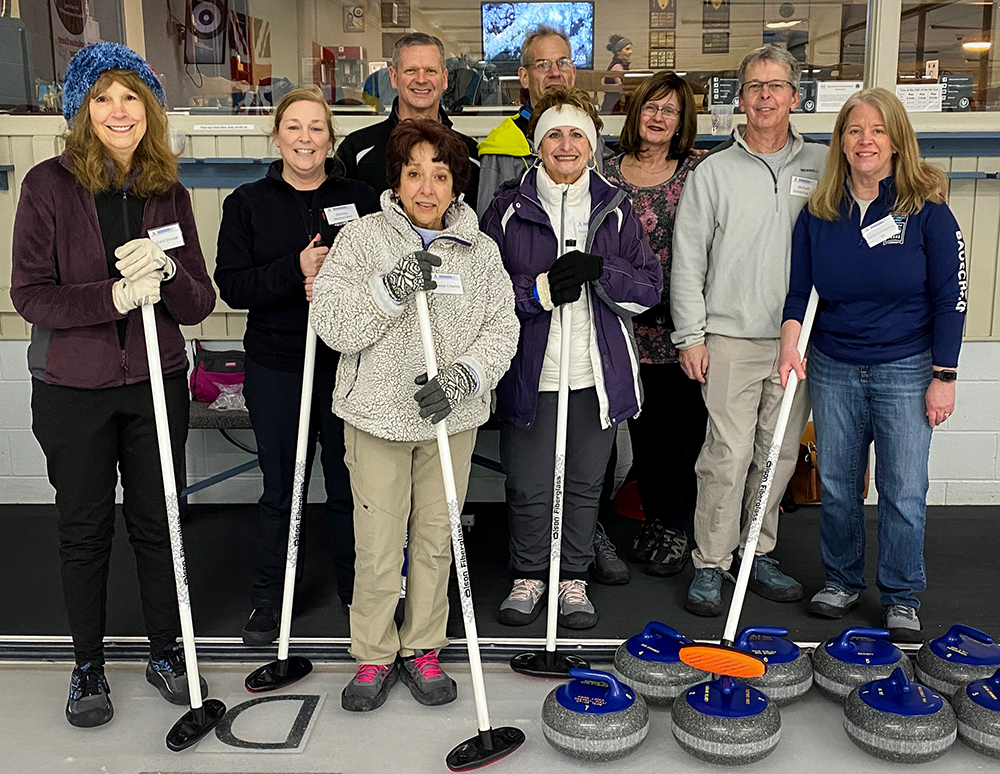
[{"x1": 603, "y1": 71, "x2": 707, "y2": 578}]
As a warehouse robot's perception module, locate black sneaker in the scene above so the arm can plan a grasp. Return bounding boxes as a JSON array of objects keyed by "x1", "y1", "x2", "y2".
[
  {"x1": 66, "y1": 663, "x2": 113, "y2": 728},
  {"x1": 627, "y1": 519, "x2": 664, "y2": 564},
  {"x1": 645, "y1": 527, "x2": 691, "y2": 577},
  {"x1": 590, "y1": 522, "x2": 630, "y2": 585},
  {"x1": 242, "y1": 606, "x2": 280, "y2": 645},
  {"x1": 146, "y1": 644, "x2": 209, "y2": 705}
]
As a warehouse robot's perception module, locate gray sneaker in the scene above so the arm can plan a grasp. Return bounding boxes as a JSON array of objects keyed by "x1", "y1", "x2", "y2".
[
  {"x1": 809, "y1": 585, "x2": 862, "y2": 618},
  {"x1": 341, "y1": 662, "x2": 398, "y2": 712},
  {"x1": 686, "y1": 567, "x2": 734, "y2": 616},
  {"x1": 498, "y1": 578, "x2": 546, "y2": 626},
  {"x1": 885, "y1": 604, "x2": 923, "y2": 644},
  {"x1": 746, "y1": 554, "x2": 803, "y2": 602},
  {"x1": 399, "y1": 650, "x2": 457, "y2": 706},
  {"x1": 558, "y1": 579, "x2": 598, "y2": 629}
]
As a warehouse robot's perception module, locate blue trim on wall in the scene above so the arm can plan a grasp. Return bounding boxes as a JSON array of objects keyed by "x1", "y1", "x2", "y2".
[
  {"x1": 177, "y1": 157, "x2": 271, "y2": 189},
  {"x1": 692, "y1": 131, "x2": 1000, "y2": 159},
  {"x1": 0, "y1": 165, "x2": 13, "y2": 191}
]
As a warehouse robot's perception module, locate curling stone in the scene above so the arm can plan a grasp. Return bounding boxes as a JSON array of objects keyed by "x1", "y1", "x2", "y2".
[
  {"x1": 541, "y1": 668, "x2": 649, "y2": 761},
  {"x1": 844, "y1": 666, "x2": 957, "y2": 763},
  {"x1": 671, "y1": 675, "x2": 781, "y2": 765},
  {"x1": 915, "y1": 624, "x2": 1000, "y2": 699},
  {"x1": 953, "y1": 668, "x2": 1000, "y2": 759},
  {"x1": 735, "y1": 626, "x2": 813, "y2": 706},
  {"x1": 812, "y1": 627, "x2": 913, "y2": 703},
  {"x1": 613, "y1": 621, "x2": 709, "y2": 705}
]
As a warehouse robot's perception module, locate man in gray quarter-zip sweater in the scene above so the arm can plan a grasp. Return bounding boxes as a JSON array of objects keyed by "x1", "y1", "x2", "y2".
[{"x1": 670, "y1": 46, "x2": 829, "y2": 617}]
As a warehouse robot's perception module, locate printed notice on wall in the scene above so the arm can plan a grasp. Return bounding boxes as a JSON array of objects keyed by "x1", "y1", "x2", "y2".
[
  {"x1": 193, "y1": 125, "x2": 256, "y2": 131},
  {"x1": 816, "y1": 81, "x2": 863, "y2": 113},
  {"x1": 895, "y1": 84, "x2": 944, "y2": 113}
]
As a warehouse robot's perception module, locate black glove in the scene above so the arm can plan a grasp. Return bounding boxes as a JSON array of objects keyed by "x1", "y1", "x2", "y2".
[
  {"x1": 414, "y1": 363, "x2": 478, "y2": 424},
  {"x1": 547, "y1": 250, "x2": 604, "y2": 306},
  {"x1": 383, "y1": 250, "x2": 442, "y2": 304}
]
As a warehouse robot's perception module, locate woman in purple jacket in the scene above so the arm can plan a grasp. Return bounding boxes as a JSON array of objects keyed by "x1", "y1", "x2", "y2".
[
  {"x1": 10, "y1": 44, "x2": 216, "y2": 728},
  {"x1": 481, "y1": 87, "x2": 662, "y2": 629}
]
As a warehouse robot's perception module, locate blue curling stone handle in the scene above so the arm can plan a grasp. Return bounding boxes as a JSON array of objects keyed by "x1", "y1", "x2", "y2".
[
  {"x1": 555, "y1": 668, "x2": 637, "y2": 715},
  {"x1": 825, "y1": 627, "x2": 904, "y2": 666},
  {"x1": 965, "y1": 668, "x2": 1000, "y2": 711},
  {"x1": 735, "y1": 625, "x2": 801, "y2": 666},
  {"x1": 858, "y1": 667, "x2": 944, "y2": 716},
  {"x1": 929, "y1": 624, "x2": 1000, "y2": 667},
  {"x1": 625, "y1": 621, "x2": 692, "y2": 662},
  {"x1": 682, "y1": 675, "x2": 769, "y2": 718}
]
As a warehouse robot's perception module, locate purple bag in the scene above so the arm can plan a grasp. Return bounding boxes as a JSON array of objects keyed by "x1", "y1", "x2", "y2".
[{"x1": 189, "y1": 340, "x2": 245, "y2": 403}]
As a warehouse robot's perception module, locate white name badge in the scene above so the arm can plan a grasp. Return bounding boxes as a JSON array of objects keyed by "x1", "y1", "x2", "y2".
[
  {"x1": 790, "y1": 176, "x2": 818, "y2": 197},
  {"x1": 861, "y1": 215, "x2": 901, "y2": 248},
  {"x1": 323, "y1": 203, "x2": 360, "y2": 226},
  {"x1": 432, "y1": 272, "x2": 464, "y2": 295},
  {"x1": 147, "y1": 222, "x2": 185, "y2": 250}
]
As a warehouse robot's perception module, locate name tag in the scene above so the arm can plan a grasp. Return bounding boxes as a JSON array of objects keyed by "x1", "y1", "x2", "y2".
[
  {"x1": 323, "y1": 204, "x2": 360, "y2": 226},
  {"x1": 432, "y1": 273, "x2": 464, "y2": 295},
  {"x1": 790, "y1": 176, "x2": 818, "y2": 197},
  {"x1": 861, "y1": 215, "x2": 901, "y2": 248},
  {"x1": 147, "y1": 222, "x2": 184, "y2": 250}
]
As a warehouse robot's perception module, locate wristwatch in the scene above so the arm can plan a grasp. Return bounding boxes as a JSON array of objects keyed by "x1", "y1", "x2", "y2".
[{"x1": 932, "y1": 369, "x2": 958, "y2": 383}]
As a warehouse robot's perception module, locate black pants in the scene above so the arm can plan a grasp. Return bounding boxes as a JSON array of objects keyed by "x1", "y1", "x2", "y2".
[
  {"x1": 243, "y1": 355, "x2": 354, "y2": 608},
  {"x1": 31, "y1": 374, "x2": 188, "y2": 666},
  {"x1": 628, "y1": 362, "x2": 708, "y2": 536}
]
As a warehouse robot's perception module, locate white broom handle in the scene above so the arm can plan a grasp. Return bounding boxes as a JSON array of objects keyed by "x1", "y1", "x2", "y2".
[
  {"x1": 415, "y1": 290, "x2": 491, "y2": 733},
  {"x1": 141, "y1": 303, "x2": 204, "y2": 710},
  {"x1": 277, "y1": 324, "x2": 317, "y2": 662},
  {"x1": 723, "y1": 287, "x2": 819, "y2": 644},
  {"x1": 544, "y1": 304, "x2": 572, "y2": 654}
]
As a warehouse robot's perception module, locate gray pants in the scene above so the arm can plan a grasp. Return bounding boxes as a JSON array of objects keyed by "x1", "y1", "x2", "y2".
[{"x1": 501, "y1": 388, "x2": 616, "y2": 579}]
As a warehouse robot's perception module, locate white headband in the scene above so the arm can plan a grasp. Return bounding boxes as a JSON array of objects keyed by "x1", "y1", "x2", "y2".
[{"x1": 532, "y1": 104, "x2": 598, "y2": 156}]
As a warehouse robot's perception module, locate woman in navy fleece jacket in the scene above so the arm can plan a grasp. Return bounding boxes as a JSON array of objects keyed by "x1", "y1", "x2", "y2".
[{"x1": 778, "y1": 88, "x2": 965, "y2": 643}]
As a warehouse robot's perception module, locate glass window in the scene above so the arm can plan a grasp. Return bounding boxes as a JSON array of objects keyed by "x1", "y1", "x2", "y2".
[{"x1": 898, "y1": 0, "x2": 998, "y2": 112}]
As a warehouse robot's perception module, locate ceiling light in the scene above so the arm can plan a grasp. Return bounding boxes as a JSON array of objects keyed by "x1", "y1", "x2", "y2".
[
  {"x1": 962, "y1": 40, "x2": 992, "y2": 51},
  {"x1": 765, "y1": 20, "x2": 801, "y2": 28}
]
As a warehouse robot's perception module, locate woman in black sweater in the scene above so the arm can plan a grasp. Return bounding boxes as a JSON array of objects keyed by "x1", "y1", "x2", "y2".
[{"x1": 215, "y1": 88, "x2": 379, "y2": 644}]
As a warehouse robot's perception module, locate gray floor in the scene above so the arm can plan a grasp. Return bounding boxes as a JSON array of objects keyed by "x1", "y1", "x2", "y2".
[{"x1": 3, "y1": 661, "x2": 998, "y2": 774}]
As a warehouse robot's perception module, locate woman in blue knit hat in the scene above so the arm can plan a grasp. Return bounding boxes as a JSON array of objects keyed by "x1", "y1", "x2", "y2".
[{"x1": 10, "y1": 43, "x2": 216, "y2": 728}]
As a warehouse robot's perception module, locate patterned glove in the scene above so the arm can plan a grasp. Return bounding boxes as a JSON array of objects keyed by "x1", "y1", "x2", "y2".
[
  {"x1": 114, "y1": 238, "x2": 175, "y2": 281},
  {"x1": 383, "y1": 250, "x2": 442, "y2": 304},
  {"x1": 111, "y1": 272, "x2": 162, "y2": 314},
  {"x1": 413, "y1": 362, "x2": 478, "y2": 424},
  {"x1": 547, "y1": 249, "x2": 603, "y2": 306}
]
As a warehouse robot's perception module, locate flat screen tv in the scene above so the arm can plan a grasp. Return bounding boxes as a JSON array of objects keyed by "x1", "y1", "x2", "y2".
[{"x1": 482, "y1": 2, "x2": 594, "y2": 74}]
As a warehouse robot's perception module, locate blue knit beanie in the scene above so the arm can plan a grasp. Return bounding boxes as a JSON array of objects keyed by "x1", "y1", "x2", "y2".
[{"x1": 62, "y1": 43, "x2": 166, "y2": 122}]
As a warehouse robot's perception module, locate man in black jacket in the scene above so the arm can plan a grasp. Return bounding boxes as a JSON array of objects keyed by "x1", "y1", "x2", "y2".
[{"x1": 335, "y1": 32, "x2": 479, "y2": 208}]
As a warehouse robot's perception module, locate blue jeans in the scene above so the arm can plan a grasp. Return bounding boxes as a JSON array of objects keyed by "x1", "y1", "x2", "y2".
[{"x1": 808, "y1": 347, "x2": 933, "y2": 609}]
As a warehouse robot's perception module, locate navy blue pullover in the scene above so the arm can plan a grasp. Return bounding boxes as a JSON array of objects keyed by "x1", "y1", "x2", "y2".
[{"x1": 783, "y1": 177, "x2": 967, "y2": 368}]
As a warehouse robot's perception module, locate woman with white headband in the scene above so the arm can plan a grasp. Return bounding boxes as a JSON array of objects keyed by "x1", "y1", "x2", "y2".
[{"x1": 481, "y1": 86, "x2": 662, "y2": 628}]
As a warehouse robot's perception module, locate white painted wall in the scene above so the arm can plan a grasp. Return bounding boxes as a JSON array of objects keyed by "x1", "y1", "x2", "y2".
[{"x1": 0, "y1": 338, "x2": 996, "y2": 506}]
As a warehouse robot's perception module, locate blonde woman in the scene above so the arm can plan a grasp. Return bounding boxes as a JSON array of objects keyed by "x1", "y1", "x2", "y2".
[{"x1": 779, "y1": 87, "x2": 965, "y2": 643}]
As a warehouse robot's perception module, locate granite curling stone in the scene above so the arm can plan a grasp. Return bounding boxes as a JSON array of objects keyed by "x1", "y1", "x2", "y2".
[
  {"x1": 916, "y1": 624, "x2": 1000, "y2": 699},
  {"x1": 541, "y1": 668, "x2": 649, "y2": 761},
  {"x1": 734, "y1": 626, "x2": 813, "y2": 706},
  {"x1": 671, "y1": 675, "x2": 781, "y2": 765},
  {"x1": 812, "y1": 626, "x2": 913, "y2": 703},
  {"x1": 844, "y1": 666, "x2": 957, "y2": 763},
  {"x1": 953, "y1": 668, "x2": 1000, "y2": 759},
  {"x1": 613, "y1": 621, "x2": 709, "y2": 705}
]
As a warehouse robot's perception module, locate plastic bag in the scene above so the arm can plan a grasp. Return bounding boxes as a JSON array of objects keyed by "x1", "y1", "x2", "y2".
[{"x1": 209, "y1": 381, "x2": 247, "y2": 412}]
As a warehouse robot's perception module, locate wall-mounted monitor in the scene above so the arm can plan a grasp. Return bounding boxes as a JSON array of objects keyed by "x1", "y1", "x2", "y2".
[{"x1": 482, "y1": 2, "x2": 594, "y2": 74}]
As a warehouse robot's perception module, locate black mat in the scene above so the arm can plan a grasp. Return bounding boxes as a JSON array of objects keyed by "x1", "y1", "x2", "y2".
[{"x1": 3, "y1": 503, "x2": 998, "y2": 648}]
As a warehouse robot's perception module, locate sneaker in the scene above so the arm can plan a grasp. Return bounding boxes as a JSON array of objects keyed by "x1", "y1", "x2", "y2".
[
  {"x1": 342, "y1": 662, "x2": 398, "y2": 712},
  {"x1": 885, "y1": 604, "x2": 923, "y2": 644},
  {"x1": 627, "y1": 519, "x2": 664, "y2": 563},
  {"x1": 399, "y1": 650, "x2": 457, "y2": 706},
  {"x1": 498, "y1": 578, "x2": 547, "y2": 625},
  {"x1": 808, "y1": 585, "x2": 862, "y2": 618},
  {"x1": 685, "y1": 567, "x2": 734, "y2": 616},
  {"x1": 146, "y1": 644, "x2": 209, "y2": 705},
  {"x1": 558, "y1": 579, "x2": 599, "y2": 629},
  {"x1": 746, "y1": 554, "x2": 803, "y2": 602},
  {"x1": 242, "y1": 606, "x2": 279, "y2": 646},
  {"x1": 646, "y1": 527, "x2": 691, "y2": 578},
  {"x1": 66, "y1": 663, "x2": 113, "y2": 728},
  {"x1": 590, "y1": 523, "x2": 631, "y2": 585}
]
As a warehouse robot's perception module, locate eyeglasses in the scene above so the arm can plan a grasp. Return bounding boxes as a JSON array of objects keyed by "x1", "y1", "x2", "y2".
[
  {"x1": 741, "y1": 80, "x2": 795, "y2": 96},
  {"x1": 641, "y1": 104, "x2": 681, "y2": 119},
  {"x1": 531, "y1": 58, "x2": 575, "y2": 72}
]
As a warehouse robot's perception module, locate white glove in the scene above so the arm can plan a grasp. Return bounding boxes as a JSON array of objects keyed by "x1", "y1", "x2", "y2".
[
  {"x1": 114, "y1": 238, "x2": 175, "y2": 281},
  {"x1": 112, "y1": 273, "x2": 162, "y2": 314}
]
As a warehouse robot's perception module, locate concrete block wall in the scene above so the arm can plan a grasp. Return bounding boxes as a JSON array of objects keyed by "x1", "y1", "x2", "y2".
[{"x1": 1, "y1": 339, "x2": 997, "y2": 506}]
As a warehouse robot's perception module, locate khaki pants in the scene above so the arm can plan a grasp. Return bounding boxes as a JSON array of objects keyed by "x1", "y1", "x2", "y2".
[
  {"x1": 691, "y1": 334, "x2": 811, "y2": 571},
  {"x1": 344, "y1": 423, "x2": 476, "y2": 664}
]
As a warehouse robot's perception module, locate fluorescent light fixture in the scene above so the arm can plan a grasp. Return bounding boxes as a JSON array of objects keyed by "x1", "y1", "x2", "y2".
[
  {"x1": 765, "y1": 20, "x2": 801, "y2": 28},
  {"x1": 962, "y1": 40, "x2": 992, "y2": 51},
  {"x1": 675, "y1": 72, "x2": 687, "y2": 76}
]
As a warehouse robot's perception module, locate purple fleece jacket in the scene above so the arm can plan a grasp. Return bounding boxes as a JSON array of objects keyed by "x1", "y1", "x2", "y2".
[{"x1": 10, "y1": 154, "x2": 216, "y2": 389}]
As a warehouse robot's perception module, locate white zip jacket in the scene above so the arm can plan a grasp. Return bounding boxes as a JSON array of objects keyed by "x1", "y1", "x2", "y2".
[{"x1": 670, "y1": 124, "x2": 828, "y2": 350}]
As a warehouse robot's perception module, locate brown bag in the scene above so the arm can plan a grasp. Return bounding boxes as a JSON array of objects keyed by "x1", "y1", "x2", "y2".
[{"x1": 788, "y1": 421, "x2": 870, "y2": 505}]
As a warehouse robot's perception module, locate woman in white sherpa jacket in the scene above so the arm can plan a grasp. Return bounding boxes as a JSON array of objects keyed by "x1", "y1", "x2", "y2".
[{"x1": 311, "y1": 119, "x2": 519, "y2": 714}]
